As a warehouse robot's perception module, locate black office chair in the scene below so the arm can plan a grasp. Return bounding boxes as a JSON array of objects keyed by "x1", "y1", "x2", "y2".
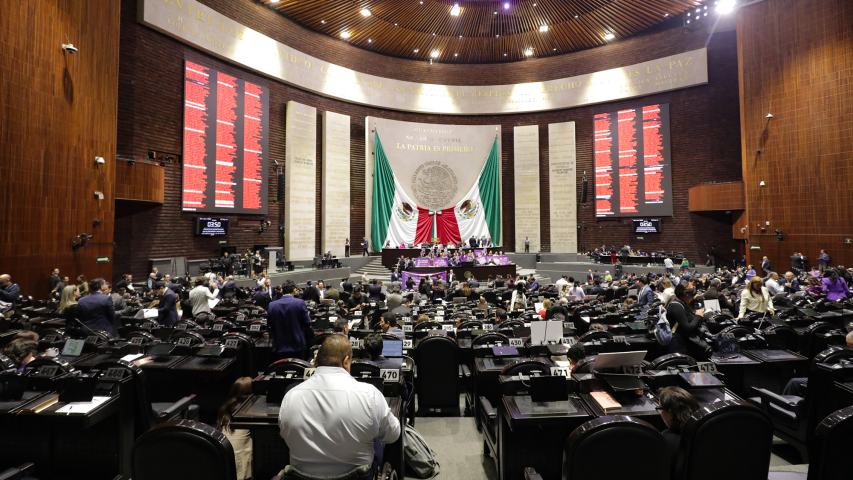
[
  {"x1": 0, "y1": 354, "x2": 14, "y2": 370},
  {"x1": 799, "y1": 405, "x2": 853, "y2": 480},
  {"x1": 0, "y1": 462, "x2": 37, "y2": 480},
  {"x1": 217, "y1": 332, "x2": 257, "y2": 378},
  {"x1": 416, "y1": 335, "x2": 459, "y2": 412},
  {"x1": 749, "y1": 346, "x2": 853, "y2": 462},
  {"x1": 457, "y1": 320, "x2": 484, "y2": 331},
  {"x1": 350, "y1": 359, "x2": 381, "y2": 378},
  {"x1": 762, "y1": 324, "x2": 800, "y2": 352},
  {"x1": 501, "y1": 358, "x2": 551, "y2": 377},
  {"x1": 644, "y1": 353, "x2": 696, "y2": 372},
  {"x1": 800, "y1": 322, "x2": 842, "y2": 359},
  {"x1": 169, "y1": 330, "x2": 206, "y2": 347},
  {"x1": 132, "y1": 420, "x2": 236, "y2": 480},
  {"x1": 572, "y1": 355, "x2": 597, "y2": 374},
  {"x1": 265, "y1": 358, "x2": 314, "y2": 376},
  {"x1": 413, "y1": 321, "x2": 442, "y2": 340},
  {"x1": 578, "y1": 330, "x2": 612, "y2": 342},
  {"x1": 93, "y1": 359, "x2": 198, "y2": 439},
  {"x1": 675, "y1": 400, "x2": 772, "y2": 480},
  {"x1": 528, "y1": 416, "x2": 669, "y2": 480},
  {"x1": 471, "y1": 332, "x2": 510, "y2": 354},
  {"x1": 310, "y1": 332, "x2": 336, "y2": 348}
]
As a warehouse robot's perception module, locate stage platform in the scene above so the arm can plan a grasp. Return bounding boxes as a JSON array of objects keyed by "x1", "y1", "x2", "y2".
[
  {"x1": 534, "y1": 260, "x2": 717, "y2": 284},
  {"x1": 232, "y1": 266, "x2": 353, "y2": 289}
]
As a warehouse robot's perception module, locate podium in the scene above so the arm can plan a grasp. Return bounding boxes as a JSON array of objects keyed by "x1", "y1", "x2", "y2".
[{"x1": 264, "y1": 247, "x2": 284, "y2": 274}]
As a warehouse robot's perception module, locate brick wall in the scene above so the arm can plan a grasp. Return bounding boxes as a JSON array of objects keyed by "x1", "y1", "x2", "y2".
[{"x1": 114, "y1": 0, "x2": 744, "y2": 281}]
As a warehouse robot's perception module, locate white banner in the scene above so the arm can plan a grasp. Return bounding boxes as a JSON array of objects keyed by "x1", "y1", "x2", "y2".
[
  {"x1": 549, "y1": 122, "x2": 577, "y2": 253},
  {"x1": 322, "y1": 111, "x2": 350, "y2": 257},
  {"x1": 139, "y1": 0, "x2": 709, "y2": 115},
  {"x1": 515, "y1": 125, "x2": 540, "y2": 253},
  {"x1": 285, "y1": 101, "x2": 317, "y2": 261}
]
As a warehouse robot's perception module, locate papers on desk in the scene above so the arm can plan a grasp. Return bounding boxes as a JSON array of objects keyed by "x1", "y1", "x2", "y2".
[
  {"x1": 142, "y1": 309, "x2": 158, "y2": 319},
  {"x1": 121, "y1": 354, "x2": 144, "y2": 362},
  {"x1": 590, "y1": 391, "x2": 622, "y2": 413},
  {"x1": 208, "y1": 298, "x2": 220, "y2": 309},
  {"x1": 56, "y1": 396, "x2": 111, "y2": 414}
]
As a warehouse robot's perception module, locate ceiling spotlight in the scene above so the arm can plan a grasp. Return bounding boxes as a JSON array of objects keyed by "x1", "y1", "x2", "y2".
[
  {"x1": 604, "y1": 32, "x2": 615, "y2": 40},
  {"x1": 539, "y1": 25, "x2": 548, "y2": 32},
  {"x1": 431, "y1": 50, "x2": 439, "y2": 58},
  {"x1": 533, "y1": 3, "x2": 537, "y2": 6},
  {"x1": 454, "y1": 53, "x2": 458, "y2": 56},
  {"x1": 368, "y1": 38, "x2": 372, "y2": 43},
  {"x1": 504, "y1": 53, "x2": 507, "y2": 56},
  {"x1": 360, "y1": 8, "x2": 371, "y2": 16},
  {"x1": 664, "y1": 13, "x2": 669, "y2": 17},
  {"x1": 459, "y1": 35, "x2": 463, "y2": 38},
  {"x1": 496, "y1": 34, "x2": 500, "y2": 37},
  {"x1": 450, "y1": 3, "x2": 460, "y2": 16},
  {"x1": 524, "y1": 48, "x2": 534, "y2": 56},
  {"x1": 340, "y1": 31, "x2": 351, "y2": 39},
  {"x1": 270, "y1": 0, "x2": 279, "y2": 3},
  {"x1": 414, "y1": 48, "x2": 419, "y2": 52},
  {"x1": 494, "y1": 11, "x2": 497, "y2": 15},
  {"x1": 717, "y1": 0, "x2": 735, "y2": 14},
  {"x1": 504, "y1": 3, "x2": 510, "y2": 9},
  {"x1": 432, "y1": 32, "x2": 436, "y2": 36},
  {"x1": 553, "y1": 47, "x2": 556, "y2": 50},
  {"x1": 574, "y1": 14, "x2": 579, "y2": 18},
  {"x1": 321, "y1": 20, "x2": 325, "y2": 23},
  {"x1": 394, "y1": 23, "x2": 398, "y2": 26}
]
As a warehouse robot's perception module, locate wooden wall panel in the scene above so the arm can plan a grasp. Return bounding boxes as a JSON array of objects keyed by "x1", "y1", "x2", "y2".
[
  {"x1": 738, "y1": 0, "x2": 853, "y2": 270},
  {"x1": 688, "y1": 182, "x2": 745, "y2": 212},
  {"x1": 114, "y1": 0, "x2": 743, "y2": 282},
  {"x1": 0, "y1": 0, "x2": 120, "y2": 299},
  {"x1": 115, "y1": 162, "x2": 165, "y2": 203}
]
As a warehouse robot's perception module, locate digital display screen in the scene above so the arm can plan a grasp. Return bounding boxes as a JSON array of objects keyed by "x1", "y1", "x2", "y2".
[
  {"x1": 61, "y1": 339, "x2": 85, "y2": 357},
  {"x1": 195, "y1": 217, "x2": 230, "y2": 236},
  {"x1": 594, "y1": 103, "x2": 673, "y2": 217},
  {"x1": 182, "y1": 61, "x2": 269, "y2": 214},
  {"x1": 632, "y1": 219, "x2": 662, "y2": 234}
]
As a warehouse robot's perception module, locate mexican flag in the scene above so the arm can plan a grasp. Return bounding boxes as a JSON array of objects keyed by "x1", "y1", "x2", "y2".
[{"x1": 371, "y1": 130, "x2": 501, "y2": 250}]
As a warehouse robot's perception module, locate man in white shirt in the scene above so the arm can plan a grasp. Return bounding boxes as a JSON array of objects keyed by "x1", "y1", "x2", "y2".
[
  {"x1": 664, "y1": 257, "x2": 674, "y2": 275},
  {"x1": 765, "y1": 272, "x2": 783, "y2": 296},
  {"x1": 279, "y1": 335, "x2": 400, "y2": 477},
  {"x1": 555, "y1": 275, "x2": 569, "y2": 292},
  {"x1": 189, "y1": 277, "x2": 218, "y2": 317}
]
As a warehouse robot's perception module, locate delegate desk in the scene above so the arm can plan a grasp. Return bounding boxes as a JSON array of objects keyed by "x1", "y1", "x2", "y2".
[
  {"x1": 380, "y1": 247, "x2": 505, "y2": 270},
  {"x1": 232, "y1": 393, "x2": 405, "y2": 480},
  {"x1": 408, "y1": 265, "x2": 516, "y2": 282}
]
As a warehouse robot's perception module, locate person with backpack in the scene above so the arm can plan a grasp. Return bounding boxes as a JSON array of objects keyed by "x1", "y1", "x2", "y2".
[{"x1": 665, "y1": 282, "x2": 708, "y2": 358}]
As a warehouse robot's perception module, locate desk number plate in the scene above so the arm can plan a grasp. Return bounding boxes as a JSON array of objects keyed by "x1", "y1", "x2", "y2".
[
  {"x1": 380, "y1": 369, "x2": 400, "y2": 382},
  {"x1": 402, "y1": 324, "x2": 413, "y2": 332},
  {"x1": 482, "y1": 323, "x2": 494, "y2": 331},
  {"x1": 509, "y1": 338, "x2": 524, "y2": 347},
  {"x1": 86, "y1": 335, "x2": 100, "y2": 344},
  {"x1": 329, "y1": 316, "x2": 338, "y2": 321},
  {"x1": 354, "y1": 311, "x2": 362, "y2": 316},
  {"x1": 177, "y1": 337, "x2": 193, "y2": 347},
  {"x1": 175, "y1": 324, "x2": 188, "y2": 331},
  {"x1": 129, "y1": 337, "x2": 145, "y2": 345},
  {"x1": 622, "y1": 365, "x2": 642, "y2": 375},
  {"x1": 696, "y1": 362, "x2": 718, "y2": 374},
  {"x1": 248, "y1": 324, "x2": 262, "y2": 332},
  {"x1": 560, "y1": 337, "x2": 577, "y2": 346},
  {"x1": 224, "y1": 339, "x2": 240, "y2": 348},
  {"x1": 563, "y1": 322, "x2": 575, "y2": 329},
  {"x1": 303, "y1": 368, "x2": 316, "y2": 379},
  {"x1": 105, "y1": 367, "x2": 125, "y2": 380},
  {"x1": 403, "y1": 339, "x2": 413, "y2": 349},
  {"x1": 442, "y1": 324, "x2": 454, "y2": 331},
  {"x1": 550, "y1": 367, "x2": 571, "y2": 377},
  {"x1": 434, "y1": 316, "x2": 444, "y2": 322},
  {"x1": 213, "y1": 323, "x2": 225, "y2": 331}
]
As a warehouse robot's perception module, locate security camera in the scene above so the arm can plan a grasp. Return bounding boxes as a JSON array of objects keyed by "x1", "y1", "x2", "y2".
[
  {"x1": 62, "y1": 43, "x2": 78, "y2": 54},
  {"x1": 765, "y1": 113, "x2": 773, "y2": 119}
]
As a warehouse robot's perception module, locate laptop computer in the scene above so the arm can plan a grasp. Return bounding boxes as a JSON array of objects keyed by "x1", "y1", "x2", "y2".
[
  {"x1": 382, "y1": 340, "x2": 404, "y2": 358},
  {"x1": 591, "y1": 351, "x2": 647, "y2": 372}
]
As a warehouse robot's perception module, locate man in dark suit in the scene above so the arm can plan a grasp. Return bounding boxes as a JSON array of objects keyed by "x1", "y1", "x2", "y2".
[
  {"x1": 219, "y1": 276, "x2": 237, "y2": 298},
  {"x1": 341, "y1": 277, "x2": 353, "y2": 293},
  {"x1": 367, "y1": 280, "x2": 384, "y2": 302},
  {"x1": 798, "y1": 253, "x2": 808, "y2": 271},
  {"x1": 703, "y1": 278, "x2": 735, "y2": 315},
  {"x1": 405, "y1": 276, "x2": 415, "y2": 291},
  {"x1": 761, "y1": 256, "x2": 772, "y2": 276},
  {"x1": 469, "y1": 236, "x2": 477, "y2": 248},
  {"x1": 221, "y1": 251, "x2": 234, "y2": 276},
  {"x1": 363, "y1": 333, "x2": 408, "y2": 400},
  {"x1": 636, "y1": 277, "x2": 656, "y2": 306},
  {"x1": 589, "y1": 279, "x2": 605, "y2": 297},
  {"x1": 362, "y1": 237, "x2": 369, "y2": 256},
  {"x1": 163, "y1": 275, "x2": 182, "y2": 295},
  {"x1": 494, "y1": 275, "x2": 506, "y2": 289},
  {"x1": 152, "y1": 268, "x2": 164, "y2": 280},
  {"x1": 390, "y1": 269, "x2": 402, "y2": 283},
  {"x1": 468, "y1": 276, "x2": 480, "y2": 289},
  {"x1": 268, "y1": 280, "x2": 312, "y2": 361},
  {"x1": 302, "y1": 281, "x2": 321, "y2": 304},
  {"x1": 254, "y1": 279, "x2": 279, "y2": 310},
  {"x1": 77, "y1": 278, "x2": 117, "y2": 335},
  {"x1": 782, "y1": 272, "x2": 800, "y2": 294},
  {"x1": 49, "y1": 269, "x2": 61, "y2": 294},
  {"x1": 152, "y1": 281, "x2": 178, "y2": 326},
  {"x1": 391, "y1": 294, "x2": 413, "y2": 316}
]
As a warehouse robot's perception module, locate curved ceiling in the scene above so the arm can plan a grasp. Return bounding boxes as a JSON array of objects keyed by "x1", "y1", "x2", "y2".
[{"x1": 256, "y1": 0, "x2": 711, "y2": 63}]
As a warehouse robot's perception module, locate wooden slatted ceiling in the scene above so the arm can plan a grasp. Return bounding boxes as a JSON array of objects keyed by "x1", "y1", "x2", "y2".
[{"x1": 257, "y1": 0, "x2": 708, "y2": 63}]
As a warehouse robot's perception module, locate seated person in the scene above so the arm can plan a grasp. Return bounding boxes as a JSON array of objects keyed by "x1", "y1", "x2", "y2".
[
  {"x1": 567, "y1": 343, "x2": 586, "y2": 373},
  {"x1": 783, "y1": 331, "x2": 853, "y2": 396},
  {"x1": 216, "y1": 377, "x2": 254, "y2": 480},
  {"x1": 1, "y1": 338, "x2": 37, "y2": 372},
  {"x1": 278, "y1": 335, "x2": 401, "y2": 477},
  {"x1": 415, "y1": 314, "x2": 431, "y2": 326},
  {"x1": 379, "y1": 312, "x2": 406, "y2": 341},
  {"x1": 362, "y1": 333, "x2": 408, "y2": 400},
  {"x1": 658, "y1": 387, "x2": 700, "y2": 479}
]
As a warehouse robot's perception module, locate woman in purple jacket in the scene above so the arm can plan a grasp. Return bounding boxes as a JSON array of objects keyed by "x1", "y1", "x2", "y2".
[{"x1": 821, "y1": 268, "x2": 851, "y2": 301}]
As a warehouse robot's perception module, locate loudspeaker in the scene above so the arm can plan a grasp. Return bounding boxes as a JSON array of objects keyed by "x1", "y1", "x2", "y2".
[
  {"x1": 277, "y1": 174, "x2": 285, "y2": 201},
  {"x1": 581, "y1": 180, "x2": 588, "y2": 203}
]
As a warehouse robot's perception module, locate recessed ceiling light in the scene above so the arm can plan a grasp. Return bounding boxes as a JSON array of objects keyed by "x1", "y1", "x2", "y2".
[
  {"x1": 360, "y1": 8, "x2": 371, "y2": 16},
  {"x1": 553, "y1": 47, "x2": 557, "y2": 50},
  {"x1": 533, "y1": 3, "x2": 537, "y2": 6},
  {"x1": 454, "y1": 53, "x2": 458, "y2": 56},
  {"x1": 450, "y1": 3, "x2": 461, "y2": 16},
  {"x1": 504, "y1": 53, "x2": 507, "y2": 56},
  {"x1": 394, "y1": 23, "x2": 398, "y2": 26},
  {"x1": 604, "y1": 32, "x2": 615, "y2": 40},
  {"x1": 270, "y1": 0, "x2": 279, "y2": 3},
  {"x1": 459, "y1": 35, "x2": 463, "y2": 38},
  {"x1": 504, "y1": 3, "x2": 510, "y2": 9},
  {"x1": 494, "y1": 11, "x2": 497, "y2": 15},
  {"x1": 574, "y1": 14, "x2": 579, "y2": 18},
  {"x1": 496, "y1": 34, "x2": 500, "y2": 37},
  {"x1": 664, "y1": 13, "x2": 668, "y2": 17},
  {"x1": 340, "y1": 31, "x2": 351, "y2": 39},
  {"x1": 368, "y1": 38, "x2": 372, "y2": 43},
  {"x1": 432, "y1": 32, "x2": 436, "y2": 36},
  {"x1": 321, "y1": 20, "x2": 325, "y2": 23},
  {"x1": 539, "y1": 25, "x2": 548, "y2": 32},
  {"x1": 414, "y1": 48, "x2": 419, "y2": 52},
  {"x1": 431, "y1": 50, "x2": 439, "y2": 58},
  {"x1": 524, "y1": 48, "x2": 533, "y2": 56}
]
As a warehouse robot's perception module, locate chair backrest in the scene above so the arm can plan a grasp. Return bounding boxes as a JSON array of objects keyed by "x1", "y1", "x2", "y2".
[
  {"x1": 416, "y1": 335, "x2": 459, "y2": 409},
  {"x1": 762, "y1": 324, "x2": 800, "y2": 352},
  {"x1": 578, "y1": 330, "x2": 613, "y2": 342},
  {"x1": 801, "y1": 321, "x2": 838, "y2": 359},
  {"x1": 716, "y1": 325, "x2": 751, "y2": 339},
  {"x1": 565, "y1": 416, "x2": 669, "y2": 480},
  {"x1": 218, "y1": 332, "x2": 256, "y2": 378},
  {"x1": 644, "y1": 353, "x2": 696, "y2": 372},
  {"x1": 501, "y1": 358, "x2": 551, "y2": 376},
  {"x1": 413, "y1": 321, "x2": 442, "y2": 339},
  {"x1": 676, "y1": 400, "x2": 772, "y2": 480},
  {"x1": 93, "y1": 359, "x2": 157, "y2": 435},
  {"x1": 265, "y1": 358, "x2": 314, "y2": 376},
  {"x1": 573, "y1": 355, "x2": 597, "y2": 374},
  {"x1": 471, "y1": 332, "x2": 509, "y2": 348},
  {"x1": 811, "y1": 345, "x2": 853, "y2": 371},
  {"x1": 311, "y1": 332, "x2": 335, "y2": 347},
  {"x1": 350, "y1": 359, "x2": 381, "y2": 378},
  {"x1": 132, "y1": 419, "x2": 237, "y2": 480},
  {"x1": 808, "y1": 405, "x2": 853, "y2": 480},
  {"x1": 457, "y1": 320, "x2": 484, "y2": 330}
]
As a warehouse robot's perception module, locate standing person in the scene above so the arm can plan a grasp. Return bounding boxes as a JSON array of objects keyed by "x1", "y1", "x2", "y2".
[
  {"x1": 116, "y1": 274, "x2": 135, "y2": 295},
  {"x1": 268, "y1": 280, "x2": 312, "y2": 362},
  {"x1": 746, "y1": 265, "x2": 757, "y2": 281},
  {"x1": 221, "y1": 251, "x2": 234, "y2": 277},
  {"x1": 738, "y1": 277, "x2": 775, "y2": 318},
  {"x1": 664, "y1": 257, "x2": 674, "y2": 276},
  {"x1": 77, "y1": 278, "x2": 116, "y2": 335},
  {"x1": 52, "y1": 276, "x2": 70, "y2": 297},
  {"x1": 152, "y1": 281, "x2": 179, "y2": 326},
  {"x1": 216, "y1": 377, "x2": 254, "y2": 480},
  {"x1": 390, "y1": 269, "x2": 401, "y2": 283},
  {"x1": 49, "y1": 268, "x2": 61, "y2": 294},
  {"x1": 345, "y1": 238, "x2": 351, "y2": 257},
  {"x1": 253, "y1": 250, "x2": 263, "y2": 275},
  {"x1": 362, "y1": 237, "x2": 369, "y2": 256},
  {"x1": 818, "y1": 250, "x2": 830, "y2": 274},
  {"x1": 706, "y1": 246, "x2": 715, "y2": 267},
  {"x1": 58, "y1": 285, "x2": 80, "y2": 321},
  {"x1": 524, "y1": 236, "x2": 530, "y2": 253},
  {"x1": 341, "y1": 277, "x2": 353, "y2": 293},
  {"x1": 77, "y1": 275, "x2": 89, "y2": 296},
  {"x1": 0, "y1": 274, "x2": 21, "y2": 314},
  {"x1": 190, "y1": 277, "x2": 219, "y2": 317},
  {"x1": 761, "y1": 256, "x2": 772, "y2": 276},
  {"x1": 680, "y1": 258, "x2": 689, "y2": 272}
]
